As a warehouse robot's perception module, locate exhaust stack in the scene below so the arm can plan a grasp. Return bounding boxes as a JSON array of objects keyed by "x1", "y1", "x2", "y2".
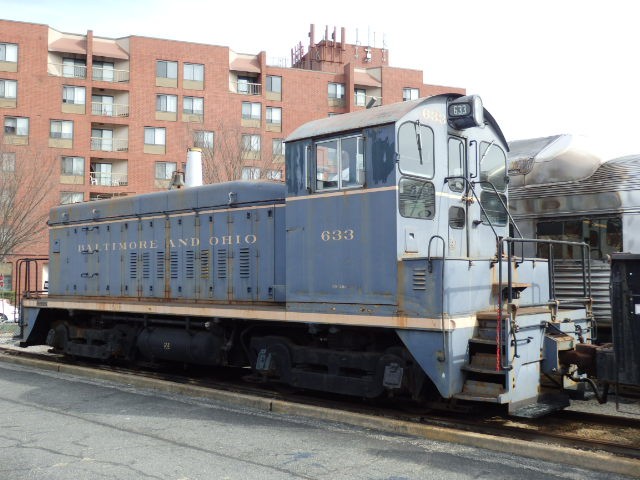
[{"x1": 185, "y1": 147, "x2": 203, "y2": 187}]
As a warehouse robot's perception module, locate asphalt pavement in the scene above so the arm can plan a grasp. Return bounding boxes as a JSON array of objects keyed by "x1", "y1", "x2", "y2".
[{"x1": 0, "y1": 361, "x2": 635, "y2": 480}]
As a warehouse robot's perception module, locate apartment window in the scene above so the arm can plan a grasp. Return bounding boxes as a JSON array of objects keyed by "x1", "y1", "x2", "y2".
[
  {"x1": 355, "y1": 88, "x2": 366, "y2": 106},
  {"x1": 184, "y1": 63, "x2": 204, "y2": 81},
  {"x1": 0, "y1": 79, "x2": 16, "y2": 98},
  {"x1": 183, "y1": 96, "x2": 204, "y2": 115},
  {"x1": 241, "y1": 167, "x2": 261, "y2": 180},
  {"x1": 4, "y1": 117, "x2": 29, "y2": 136},
  {"x1": 60, "y1": 192, "x2": 83, "y2": 204},
  {"x1": 91, "y1": 162, "x2": 112, "y2": 186},
  {"x1": 61, "y1": 156, "x2": 84, "y2": 176},
  {"x1": 50, "y1": 120, "x2": 73, "y2": 139},
  {"x1": 403, "y1": 88, "x2": 419, "y2": 101},
  {"x1": 62, "y1": 58, "x2": 86, "y2": 78},
  {"x1": 328, "y1": 83, "x2": 345, "y2": 99},
  {"x1": 0, "y1": 43, "x2": 18, "y2": 62},
  {"x1": 93, "y1": 61, "x2": 115, "y2": 82},
  {"x1": 155, "y1": 161, "x2": 176, "y2": 180},
  {"x1": 267, "y1": 170, "x2": 282, "y2": 180},
  {"x1": 266, "y1": 107, "x2": 282, "y2": 125},
  {"x1": 92, "y1": 94, "x2": 114, "y2": 116},
  {"x1": 145, "y1": 127, "x2": 166, "y2": 145},
  {"x1": 91, "y1": 128, "x2": 113, "y2": 151},
  {"x1": 194, "y1": 130, "x2": 214, "y2": 149},
  {"x1": 1, "y1": 152, "x2": 15, "y2": 172},
  {"x1": 62, "y1": 86, "x2": 86, "y2": 104},
  {"x1": 156, "y1": 60, "x2": 178, "y2": 79},
  {"x1": 272, "y1": 138, "x2": 285, "y2": 156},
  {"x1": 242, "y1": 102, "x2": 261, "y2": 120},
  {"x1": 266, "y1": 75, "x2": 282, "y2": 93},
  {"x1": 156, "y1": 94, "x2": 177, "y2": 112},
  {"x1": 242, "y1": 134, "x2": 261, "y2": 152}
]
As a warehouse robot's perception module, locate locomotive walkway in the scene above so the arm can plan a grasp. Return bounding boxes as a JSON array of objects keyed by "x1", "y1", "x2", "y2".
[{"x1": 0, "y1": 342, "x2": 637, "y2": 479}]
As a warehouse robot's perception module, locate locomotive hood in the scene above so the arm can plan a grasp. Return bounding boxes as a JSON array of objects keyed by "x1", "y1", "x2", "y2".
[{"x1": 49, "y1": 181, "x2": 286, "y2": 225}]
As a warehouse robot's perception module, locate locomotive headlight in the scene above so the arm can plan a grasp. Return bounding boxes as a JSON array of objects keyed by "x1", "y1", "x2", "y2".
[{"x1": 447, "y1": 95, "x2": 484, "y2": 130}]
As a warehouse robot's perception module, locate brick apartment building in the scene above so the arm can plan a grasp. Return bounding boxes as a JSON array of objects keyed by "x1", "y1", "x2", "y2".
[{"x1": 0, "y1": 19, "x2": 463, "y2": 291}]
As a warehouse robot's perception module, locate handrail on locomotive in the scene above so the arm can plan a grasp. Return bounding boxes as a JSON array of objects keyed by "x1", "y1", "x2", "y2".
[{"x1": 442, "y1": 172, "x2": 594, "y2": 374}]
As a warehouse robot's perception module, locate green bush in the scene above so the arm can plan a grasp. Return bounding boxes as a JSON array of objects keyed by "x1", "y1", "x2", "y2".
[{"x1": 0, "y1": 291, "x2": 15, "y2": 302}]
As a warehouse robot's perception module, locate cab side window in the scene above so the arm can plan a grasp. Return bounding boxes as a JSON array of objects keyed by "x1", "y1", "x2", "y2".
[{"x1": 315, "y1": 135, "x2": 364, "y2": 191}]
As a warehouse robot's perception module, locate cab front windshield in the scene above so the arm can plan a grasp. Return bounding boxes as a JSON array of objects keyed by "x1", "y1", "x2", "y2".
[{"x1": 397, "y1": 121, "x2": 434, "y2": 178}]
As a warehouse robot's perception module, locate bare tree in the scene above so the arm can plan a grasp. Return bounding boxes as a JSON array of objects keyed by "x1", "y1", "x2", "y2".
[
  {"x1": 186, "y1": 118, "x2": 285, "y2": 184},
  {"x1": 0, "y1": 143, "x2": 57, "y2": 261}
]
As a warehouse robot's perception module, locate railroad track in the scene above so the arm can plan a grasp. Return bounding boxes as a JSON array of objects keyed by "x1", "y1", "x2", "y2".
[{"x1": 1, "y1": 345, "x2": 639, "y2": 467}]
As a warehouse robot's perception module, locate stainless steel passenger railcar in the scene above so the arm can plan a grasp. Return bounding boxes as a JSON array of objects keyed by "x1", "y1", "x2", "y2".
[
  {"x1": 508, "y1": 134, "x2": 640, "y2": 333},
  {"x1": 20, "y1": 95, "x2": 602, "y2": 416}
]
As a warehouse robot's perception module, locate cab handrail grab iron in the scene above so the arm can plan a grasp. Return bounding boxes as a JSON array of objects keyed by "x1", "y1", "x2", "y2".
[{"x1": 428, "y1": 235, "x2": 447, "y2": 363}]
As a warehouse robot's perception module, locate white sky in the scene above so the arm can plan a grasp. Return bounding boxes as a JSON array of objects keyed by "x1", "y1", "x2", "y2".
[{"x1": 3, "y1": 0, "x2": 637, "y2": 159}]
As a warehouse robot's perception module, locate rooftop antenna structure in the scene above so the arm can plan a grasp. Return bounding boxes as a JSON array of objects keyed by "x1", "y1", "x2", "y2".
[
  {"x1": 382, "y1": 33, "x2": 387, "y2": 63},
  {"x1": 364, "y1": 26, "x2": 372, "y2": 62}
]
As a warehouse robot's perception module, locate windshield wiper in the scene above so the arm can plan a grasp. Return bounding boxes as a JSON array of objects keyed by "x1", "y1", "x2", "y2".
[
  {"x1": 415, "y1": 121, "x2": 423, "y2": 165},
  {"x1": 479, "y1": 140, "x2": 495, "y2": 165}
]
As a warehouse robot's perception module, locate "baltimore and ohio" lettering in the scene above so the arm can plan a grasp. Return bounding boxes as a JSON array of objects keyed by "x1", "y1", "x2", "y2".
[{"x1": 77, "y1": 235, "x2": 257, "y2": 253}]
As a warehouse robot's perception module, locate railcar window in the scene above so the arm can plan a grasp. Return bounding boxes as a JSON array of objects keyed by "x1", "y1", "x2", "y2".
[
  {"x1": 448, "y1": 137, "x2": 465, "y2": 192},
  {"x1": 479, "y1": 191, "x2": 507, "y2": 226},
  {"x1": 398, "y1": 122, "x2": 434, "y2": 178},
  {"x1": 315, "y1": 135, "x2": 364, "y2": 191},
  {"x1": 605, "y1": 218, "x2": 622, "y2": 252},
  {"x1": 479, "y1": 142, "x2": 507, "y2": 192},
  {"x1": 536, "y1": 217, "x2": 622, "y2": 260},
  {"x1": 398, "y1": 177, "x2": 435, "y2": 219}
]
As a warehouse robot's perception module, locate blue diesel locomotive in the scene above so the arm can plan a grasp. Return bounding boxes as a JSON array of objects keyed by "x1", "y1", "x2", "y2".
[{"x1": 19, "y1": 95, "x2": 600, "y2": 416}]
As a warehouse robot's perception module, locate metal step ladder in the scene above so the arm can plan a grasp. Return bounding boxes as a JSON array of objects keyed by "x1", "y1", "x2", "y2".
[{"x1": 455, "y1": 311, "x2": 509, "y2": 403}]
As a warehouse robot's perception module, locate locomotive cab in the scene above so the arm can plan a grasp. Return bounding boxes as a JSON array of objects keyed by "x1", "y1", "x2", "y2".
[{"x1": 283, "y1": 94, "x2": 594, "y2": 416}]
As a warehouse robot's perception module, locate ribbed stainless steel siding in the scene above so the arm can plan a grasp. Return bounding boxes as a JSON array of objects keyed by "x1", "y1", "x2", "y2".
[
  {"x1": 553, "y1": 260, "x2": 611, "y2": 327},
  {"x1": 511, "y1": 156, "x2": 640, "y2": 205}
]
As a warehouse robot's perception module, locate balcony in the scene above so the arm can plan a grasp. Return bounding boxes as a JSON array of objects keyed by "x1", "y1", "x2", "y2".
[
  {"x1": 90, "y1": 171, "x2": 128, "y2": 187},
  {"x1": 48, "y1": 63, "x2": 87, "y2": 79},
  {"x1": 90, "y1": 137, "x2": 129, "y2": 152},
  {"x1": 328, "y1": 96, "x2": 346, "y2": 108},
  {"x1": 91, "y1": 102, "x2": 129, "y2": 118},
  {"x1": 354, "y1": 94, "x2": 381, "y2": 108},
  {"x1": 230, "y1": 81, "x2": 261, "y2": 95},
  {"x1": 92, "y1": 66, "x2": 130, "y2": 83}
]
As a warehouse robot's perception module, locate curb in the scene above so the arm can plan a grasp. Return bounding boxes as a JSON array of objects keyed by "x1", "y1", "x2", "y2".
[{"x1": 1, "y1": 353, "x2": 638, "y2": 477}]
